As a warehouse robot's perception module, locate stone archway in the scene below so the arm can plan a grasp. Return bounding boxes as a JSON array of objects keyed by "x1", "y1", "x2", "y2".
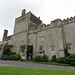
[{"x1": 27, "y1": 45, "x2": 33, "y2": 60}]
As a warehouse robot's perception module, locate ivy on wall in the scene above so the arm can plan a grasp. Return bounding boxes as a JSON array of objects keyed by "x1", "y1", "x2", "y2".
[{"x1": 64, "y1": 47, "x2": 71, "y2": 56}]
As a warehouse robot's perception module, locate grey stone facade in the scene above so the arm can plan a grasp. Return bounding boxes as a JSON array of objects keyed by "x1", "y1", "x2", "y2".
[{"x1": 0, "y1": 9, "x2": 75, "y2": 60}]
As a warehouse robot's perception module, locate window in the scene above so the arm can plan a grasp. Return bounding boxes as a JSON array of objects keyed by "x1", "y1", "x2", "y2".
[
  {"x1": 28, "y1": 39, "x2": 32, "y2": 44},
  {"x1": 50, "y1": 46, "x2": 55, "y2": 51},
  {"x1": 39, "y1": 25, "x2": 43, "y2": 30},
  {"x1": 39, "y1": 45, "x2": 43, "y2": 50},
  {"x1": 53, "y1": 22, "x2": 58, "y2": 26},
  {"x1": 20, "y1": 45, "x2": 25, "y2": 53},
  {"x1": 22, "y1": 54, "x2": 25, "y2": 57},
  {"x1": 29, "y1": 30, "x2": 33, "y2": 33},
  {"x1": 49, "y1": 35, "x2": 52, "y2": 40},
  {"x1": 39, "y1": 36, "x2": 44, "y2": 42},
  {"x1": 21, "y1": 40, "x2": 25, "y2": 45},
  {"x1": 66, "y1": 44, "x2": 71, "y2": 50}
]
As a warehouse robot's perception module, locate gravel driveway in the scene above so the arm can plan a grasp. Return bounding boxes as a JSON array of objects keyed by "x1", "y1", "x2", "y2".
[{"x1": 0, "y1": 60, "x2": 75, "y2": 71}]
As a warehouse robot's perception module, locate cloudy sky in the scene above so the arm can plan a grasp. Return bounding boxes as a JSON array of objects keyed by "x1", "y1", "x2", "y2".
[{"x1": 0, "y1": 0, "x2": 75, "y2": 41}]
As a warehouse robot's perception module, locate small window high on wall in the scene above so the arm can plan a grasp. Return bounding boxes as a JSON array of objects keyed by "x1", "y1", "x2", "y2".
[
  {"x1": 20, "y1": 45, "x2": 25, "y2": 53},
  {"x1": 39, "y1": 45, "x2": 43, "y2": 50},
  {"x1": 50, "y1": 46, "x2": 55, "y2": 51},
  {"x1": 39, "y1": 25, "x2": 43, "y2": 30},
  {"x1": 53, "y1": 22, "x2": 58, "y2": 26},
  {"x1": 49, "y1": 35, "x2": 52, "y2": 40},
  {"x1": 39, "y1": 36, "x2": 44, "y2": 42}
]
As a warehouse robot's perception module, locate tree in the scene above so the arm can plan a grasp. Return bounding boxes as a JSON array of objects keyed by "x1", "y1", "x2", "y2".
[
  {"x1": 64, "y1": 47, "x2": 71, "y2": 56},
  {"x1": 3, "y1": 48, "x2": 11, "y2": 56}
]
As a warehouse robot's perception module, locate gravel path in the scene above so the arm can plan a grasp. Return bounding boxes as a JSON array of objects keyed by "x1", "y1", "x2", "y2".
[{"x1": 0, "y1": 60, "x2": 75, "y2": 71}]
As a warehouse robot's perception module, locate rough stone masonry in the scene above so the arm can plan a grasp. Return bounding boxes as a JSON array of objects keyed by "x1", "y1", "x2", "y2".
[{"x1": 0, "y1": 9, "x2": 75, "y2": 60}]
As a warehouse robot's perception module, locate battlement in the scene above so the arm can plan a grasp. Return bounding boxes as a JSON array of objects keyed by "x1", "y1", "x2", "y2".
[
  {"x1": 15, "y1": 9, "x2": 42, "y2": 28},
  {"x1": 30, "y1": 13, "x2": 42, "y2": 25},
  {"x1": 4, "y1": 35, "x2": 13, "y2": 41},
  {"x1": 62, "y1": 16, "x2": 75, "y2": 25}
]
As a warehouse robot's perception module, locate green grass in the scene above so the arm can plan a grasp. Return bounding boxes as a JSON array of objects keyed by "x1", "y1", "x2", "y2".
[
  {"x1": 0, "y1": 66, "x2": 75, "y2": 75},
  {"x1": 26, "y1": 61, "x2": 72, "y2": 66}
]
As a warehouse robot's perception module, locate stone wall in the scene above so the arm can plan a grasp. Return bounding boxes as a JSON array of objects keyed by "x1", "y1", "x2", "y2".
[{"x1": 1, "y1": 9, "x2": 75, "y2": 60}]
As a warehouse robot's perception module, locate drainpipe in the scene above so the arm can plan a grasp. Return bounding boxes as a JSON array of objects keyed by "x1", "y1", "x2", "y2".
[{"x1": 61, "y1": 25, "x2": 66, "y2": 56}]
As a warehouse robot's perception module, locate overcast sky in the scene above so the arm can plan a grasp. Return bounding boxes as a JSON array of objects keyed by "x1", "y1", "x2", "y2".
[{"x1": 0, "y1": 0, "x2": 75, "y2": 41}]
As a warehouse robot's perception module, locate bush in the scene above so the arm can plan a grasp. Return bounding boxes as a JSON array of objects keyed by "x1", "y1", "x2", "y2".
[
  {"x1": 64, "y1": 48, "x2": 71, "y2": 56},
  {"x1": 57, "y1": 57, "x2": 64, "y2": 63},
  {"x1": 57, "y1": 54, "x2": 75, "y2": 65},
  {"x1": 33, "y1": 55, "x2": 49, "y2": 62},
  {"x1": 51, "y1": 55, "x2": 57, "y2": 62},
  {"x1": 71, "y1": 62, "x2": 75, "y2": 65},
  {"x1": 63, "y1": 57, "x2": 69, "y2": 64},
  {"x1": 34, "y1": 55, "x2": 42, "y2": 62},
  {"x1": 3, "y1": 48, "x2": 11, "y2": 56},
  {"x1": 57, "y1": 57, "x2": 68, "y2": 63},
  {"x1": 20, "y1": 58, "x2": 25, "y2": 61},
  {"x1": 8, "y1": 55, "x2": 15, "y2": 60},
  {"x1": 9, "y1": 52, "x2": 16, "y2": 55},
  {"x1": 14, "y1": 54, "x2": 21, "y2": 60},
  {"x1": 42, "y1": 55, "x2": 49, "y2": 62},
  {"x1": 8, "y1": 54, "x2": 21, "y2": 60},
  {"x1": 67, "y1": 54, "x2": 75, "y2": 65}
]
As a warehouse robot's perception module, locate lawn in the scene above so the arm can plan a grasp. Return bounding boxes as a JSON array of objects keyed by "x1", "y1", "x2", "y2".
[
  {"x1": 0, "y1": 66, "x2": 75, "y2": 75},
  {"x1": 26, "y1": 61, "x2": 71, "y2": 66}
]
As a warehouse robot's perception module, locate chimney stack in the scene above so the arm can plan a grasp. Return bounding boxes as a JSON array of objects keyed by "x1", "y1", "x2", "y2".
[
  {"x1": 21, "y1": 9, "x2": 26, "y2": 16},
  {"x1": 3, "y1": 29, "x2": 8, "y2": 41}
]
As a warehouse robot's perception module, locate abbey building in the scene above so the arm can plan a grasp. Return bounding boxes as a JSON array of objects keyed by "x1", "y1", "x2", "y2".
[{"x1": 0, "y1": 9, "x2": 75, "y2": 60}]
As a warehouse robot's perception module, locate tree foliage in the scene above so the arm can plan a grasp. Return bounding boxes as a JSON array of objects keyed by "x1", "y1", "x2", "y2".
[{"x1": 3, "y1": 48, "x2": 11, "y2": 56}]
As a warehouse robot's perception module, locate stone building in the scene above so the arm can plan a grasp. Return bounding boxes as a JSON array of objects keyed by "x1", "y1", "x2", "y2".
[
  {"x1": 0, "y1": 41, "x2": 2, "y2": 55},
  {"x1": 0, "y1": 9, "x2": 75, "y2": 60}
]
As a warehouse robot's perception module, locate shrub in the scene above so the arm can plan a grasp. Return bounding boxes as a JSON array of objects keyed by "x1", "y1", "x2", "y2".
[
  {"x1": 63, "y1": 57, "x2": 69, "y2": 64},
  {"x1": 3, "y1": 48, "x2": 11, "y2": 56},
  {"x1": 20, "y1": 58, "x2": 25, "y2": 61},
  {"x1": 57, "y1": 57, "x2": 68, "y2": 63},
  {"x1": 64, "y1": 47, "x2": 71, "y2": 56},
  {"x1": 67, "y1": 54, "x2": 75, "y2": 65},
  {"x1": 42, "y1": 55, "x2": 49, "y2": 62},
  {"x1": 8, "y1": 55, "x2": 15, "y2": 60},
  {"x1": 33, "y1": 55, "x2": 42, "y2": 62},
  {"x1": 14, "y1": 54, "x2": 21, "y2": 60},
  {"x1": 9, "y1": 52, "x2": 16, "y2": 55},
  {"x1": 57, "y1": 57, "x2": 64, "y2": 63},
  {"x1": 71, "y1": 62, "x2": 75, "y2": 65},
  {"x1": 51, "y1": 55, "x2": 57, "y2": 62},
  {"x1": 57, "y1": 54, "x2": 75, "y2": 65},
  {"x1": 8, "y1": 54, "x2": 21, "y2": 60},
  {"x1": 33, "y1": 55, "x2": 49, "y2": 62}
]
